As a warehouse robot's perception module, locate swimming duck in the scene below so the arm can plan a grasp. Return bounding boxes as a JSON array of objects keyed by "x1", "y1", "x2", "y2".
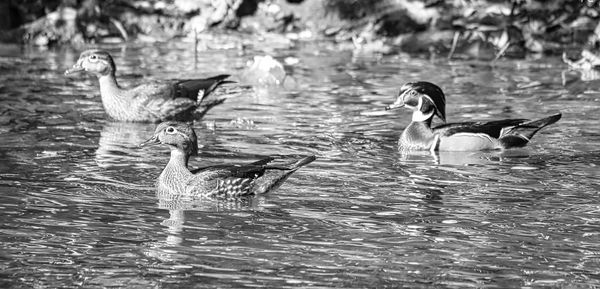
[
  {"x1": 65, "y1": 49, "x2": 232, "y2": 123},
  {"x1": 386, "y1": 81, "x2": 562, "y2": 151},
  {"x1": 140, "y1": 121, "x2": 316, "y2": 197}
]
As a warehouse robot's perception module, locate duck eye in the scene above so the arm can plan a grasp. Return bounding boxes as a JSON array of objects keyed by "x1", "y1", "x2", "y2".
[
  {"x1": 88, "y1": 55, "x2": 98, "y2": 62},
  {"x1": 165, "y1": 127, "x2": 176, "y2": 134}
]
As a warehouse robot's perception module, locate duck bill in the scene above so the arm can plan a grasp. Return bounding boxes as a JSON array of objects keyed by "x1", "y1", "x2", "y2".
[
  {"x1": 64, "y1": 64, "x2": 84, "y2": 75},
  {"x1": 139, "y1": 135, "x2": 160, "y2": 147},
  {"x1": 385, "y1": 99, "x2": 405, "y2": 110}
]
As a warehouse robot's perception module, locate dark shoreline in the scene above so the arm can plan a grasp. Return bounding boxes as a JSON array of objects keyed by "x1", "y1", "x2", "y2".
[{"x1": 1, "y1": 0, "x2": 599, "y2": 58}]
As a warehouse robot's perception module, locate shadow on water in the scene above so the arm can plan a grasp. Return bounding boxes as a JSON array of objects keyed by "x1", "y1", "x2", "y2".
[{"x1": 0, "y1": 43, "x2": 599, "y2": 288}]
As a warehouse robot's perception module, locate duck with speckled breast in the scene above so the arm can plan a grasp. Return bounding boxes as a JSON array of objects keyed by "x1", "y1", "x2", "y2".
[
  {"x1": 140, "y1": 121, "x2": 316, "y2": 198},
  {"x1": 65, "y1": 49, "x2": 234, "y2": 123},
  {"x1": 386, "y1": 81, "x2": 562, "y2": 152}
]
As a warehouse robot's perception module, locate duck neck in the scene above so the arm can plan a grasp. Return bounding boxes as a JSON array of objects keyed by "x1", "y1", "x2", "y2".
[
  {"x1": 98, "y1": 72, "x2": 123, "y2": 100},
  {"x1": 400, "y1": 116, "x2": 435, "y2": 150},
  {"x1": 98, "y1": 72, "x2": 130, "y2": 120},
  {"x1": 167, "y1": 148, "x2": 192, "y2": 171},
  {"x1": 158, "y1": 148, "x2": 193, "y2": 193}
]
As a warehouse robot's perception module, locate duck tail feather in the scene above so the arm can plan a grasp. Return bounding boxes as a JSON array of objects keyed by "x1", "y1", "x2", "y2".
[
  {"x1": 263, "y1": 155, "x2": 317, "y2": 171},
  {"x1": 251, "y1": 155, "x2": 316, "y2": 195},
  {"x1": 291, "y1": 155, "x2": 317, "y2": 170},
  {"x1": 176, "y1": 74, "x2": 231, "y2": 102},
  {"x1": 520, "y1": 113, "x2": 562, "y2": 129},
  {"x1": 500, "y1": 113, "x2": 561, "y2": 148}
]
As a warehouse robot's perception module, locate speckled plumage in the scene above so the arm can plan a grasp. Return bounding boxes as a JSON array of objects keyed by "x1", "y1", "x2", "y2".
[
  {"x1": 142, "y1": 122, "x2": 316, "y2": 198},
  {"x1": 398, "y1": 120, "x2": 436, "y2": 150},
  {"x1": 66, "y1": 49, "x2": 232, "y2": 123},
  {"x1": 388, "y1": 81, "x2": 562, "y2": 151}
]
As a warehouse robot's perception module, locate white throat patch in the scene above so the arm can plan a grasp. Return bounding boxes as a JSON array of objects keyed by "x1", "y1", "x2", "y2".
[
  {"x1": 411, "y1": 96, "x2": 434, "y2": 122},
  {"x1": 412, "y1": 110, "x2": 434, "y2": 122}
]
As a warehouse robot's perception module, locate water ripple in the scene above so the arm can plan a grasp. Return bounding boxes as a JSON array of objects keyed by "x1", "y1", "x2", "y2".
[{"x1": 0, "y1": 44, "x2": 599, "y2": 288}]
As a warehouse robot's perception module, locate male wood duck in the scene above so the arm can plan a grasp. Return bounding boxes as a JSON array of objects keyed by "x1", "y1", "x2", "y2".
[
  {"x1": 65, "y1": 49, "x2": 233, "y2": 123},
  {"x1": 140, "y1": 121, "x2": 316, "y2": 197},
  {"x1": 386, "y1": 81, "x2": 562, "y2": 151}
]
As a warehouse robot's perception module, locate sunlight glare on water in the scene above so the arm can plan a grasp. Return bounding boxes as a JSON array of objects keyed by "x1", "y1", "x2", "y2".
[{"x1": 0, "y1": 41, "x2": 599, "y2": 288}]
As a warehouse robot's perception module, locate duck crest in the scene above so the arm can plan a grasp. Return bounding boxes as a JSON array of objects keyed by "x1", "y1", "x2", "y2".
[{"x1": 407, "y1": 81, "x2": 446, "y2": 123}]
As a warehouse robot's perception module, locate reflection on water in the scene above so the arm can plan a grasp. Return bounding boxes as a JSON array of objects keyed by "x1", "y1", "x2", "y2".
[
  {"x1": 95, "y1": 122, "x2": 154, "y2": 168},
  {"x1": 0, "y1": 43, "x2": 599, "y2": 288},
  {"x1": 397, "y1": 149, "x2": 540, "y2": 166},
  {"x1": 399, "y1": 149, "x2": 503, "y2": 165},
  {"x1": 155, "y1": 194, "x2": 267, "y2": 247}
]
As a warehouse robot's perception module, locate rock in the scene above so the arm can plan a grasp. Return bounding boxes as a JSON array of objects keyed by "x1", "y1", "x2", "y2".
[{"x1": 242, "y1": 55, "x2": 286, "y2": 86}]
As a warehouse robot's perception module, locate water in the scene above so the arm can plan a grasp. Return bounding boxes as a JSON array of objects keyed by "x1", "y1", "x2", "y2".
[{"x1": 0, "y1": 40, "x2": 599, "y2": 288}]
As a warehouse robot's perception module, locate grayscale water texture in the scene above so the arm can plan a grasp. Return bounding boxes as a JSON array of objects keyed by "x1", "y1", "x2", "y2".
[{"x1": 0, "y1": 42, "x2": 599, "y2": 288}]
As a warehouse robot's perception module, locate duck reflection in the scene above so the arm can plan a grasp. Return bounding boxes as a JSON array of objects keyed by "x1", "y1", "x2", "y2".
[
  {"x1": 95, "y1": 122, "x2": 154, "y2": 168},
  {"x1": 434, "y1": 150, "x2": 502, "y2": 165},
  {"x1": 398, "y1": 149, "x2": 511, "y2": 166},
  {"x1": 141, "y1": 192, "x2": 268, "y2": 264},
  {"x1": 95, "y1": 121, "x2": 221, "y2": 168},
  {"x1": 156, "y1": 192, "x2": 267, "y2": 246}
]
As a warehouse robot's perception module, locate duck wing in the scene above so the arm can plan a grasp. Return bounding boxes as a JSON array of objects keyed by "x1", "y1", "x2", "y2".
[
  {"x1": 173, "y1": 74, "x2": 234, "y2": 119},
  {"x1": 130, "y1": 74, "x2": 231, "y2": 102},
  {"x1": 433, "y1": 119, "x2": 529, "y2": 139},
  {"x1": 123, "y1": 82, "x2": 193, "y2": 121},
  {"x1": 186, "y1": 157, "x2": 278, "y2": 198},
  {"x1": 187, "y1": 156, "x2": 316, "y2": 197},
  {"x1": 172, "y1": 74, "x2": 232, "y2": 102},
  {"x1": 190, "y1": 157, "x2": 274, "y2": 175},
  {"x1": 125, "y1": 75, "x2": 232, "y2": 121},
  {"x1": 249, "y1": 155, "x2": 316, "y2": 195},
  {"x1": 496, "y1": 113, "x2": 561, "y2": 148}
]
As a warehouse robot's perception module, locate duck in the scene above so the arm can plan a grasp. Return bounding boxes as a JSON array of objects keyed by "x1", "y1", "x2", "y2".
[
  {"x1": 385, "y1": 81, "x2": 562, "y2": 152},
  {"x1": 65, "y1": 49, "x2": 233, "y2": 123},
  {"x1": 140, "y1": 121, "x2": 316, "y2": 198}
]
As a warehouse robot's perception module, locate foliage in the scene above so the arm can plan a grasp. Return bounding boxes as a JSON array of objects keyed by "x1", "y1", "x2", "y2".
[{"x1": 1, "y1": 0, "x2": 599, "y2": 58}]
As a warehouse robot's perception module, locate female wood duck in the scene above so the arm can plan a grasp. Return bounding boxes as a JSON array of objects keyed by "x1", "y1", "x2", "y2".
[
  {"x1": 65, "y1": 49, "x2": 232, "y2": 123},
  {"x1": 140, "y1": 121, "x2": 316, "y2": 198},
  {"x1": 386, "y1": 81, "x2": 562, "y2": 151}
]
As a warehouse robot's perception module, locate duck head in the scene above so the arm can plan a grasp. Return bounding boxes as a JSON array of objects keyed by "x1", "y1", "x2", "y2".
[
  {"x1": 140, "y1": 121, "x2": 199, "y2": 157},
  {"x1": 65, "y1": 49, "x2": 116, "y2": 77},
  {"x1": 386, "y1": 81, "x2": 446, "y2": 123}
]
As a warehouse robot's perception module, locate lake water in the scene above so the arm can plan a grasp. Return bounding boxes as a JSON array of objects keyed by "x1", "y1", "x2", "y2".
[{"x1": 0, "y1": 39, "x2": 599, "y2": 288}]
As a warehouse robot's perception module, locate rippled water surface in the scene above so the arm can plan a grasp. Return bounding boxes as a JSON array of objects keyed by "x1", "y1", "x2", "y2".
[{"x1": 1, "y1": 40, "x2": 599, "y2": 288}]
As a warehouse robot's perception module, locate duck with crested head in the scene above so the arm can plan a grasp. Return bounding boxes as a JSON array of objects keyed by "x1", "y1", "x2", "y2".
[
  {"x1": 140, "y1": 121, "x2": 316, "y2": 198},
  {"x1": 65, "y1": 49, "x2": 233, "y2": 123},
  {"x1": 386, "y1": 81, "x2": 562, "y2": 152}
]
